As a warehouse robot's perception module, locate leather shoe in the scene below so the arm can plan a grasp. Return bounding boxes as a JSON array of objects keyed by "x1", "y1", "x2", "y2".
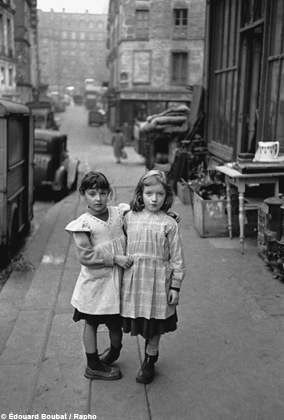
[{"x1": 84, "y1": 363, "x2": 122, "y2": 380}]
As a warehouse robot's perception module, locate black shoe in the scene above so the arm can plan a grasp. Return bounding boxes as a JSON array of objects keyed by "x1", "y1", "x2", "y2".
[
  {"x1": 84, "y1": 361, "x2": 122, "y2": 380},
  {"x1": 136, "y1": 354, "x2": 157, "y2": 384},
  {"x1": 99, "y1": 344, "x2": 122, "y2": 366}
]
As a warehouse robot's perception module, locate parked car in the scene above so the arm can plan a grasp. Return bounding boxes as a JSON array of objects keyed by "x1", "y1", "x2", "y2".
[
  {"x1": 88, "y1": 108, "x2": 106, "y2": 126},
  {"x1": 34, "y1": 129, "x2": 80, "y2": 200},
  {"x1": 26, "y1": 101, "x2": 59, "y2": 130},
  {"x1": 53, "y1": 99, "x2": 66, "y2": 113},
  {"x1": 73, "y1": 95, "x2": 83, "y2": 105}
]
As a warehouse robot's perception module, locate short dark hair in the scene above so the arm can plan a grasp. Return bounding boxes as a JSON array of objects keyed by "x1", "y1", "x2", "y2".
[
  {"x1": 130, "y1": 170, "x2": 174, "y2": 212},
  {"x1": 79, "y1": 171, "x2": 112, "y2": 196}
]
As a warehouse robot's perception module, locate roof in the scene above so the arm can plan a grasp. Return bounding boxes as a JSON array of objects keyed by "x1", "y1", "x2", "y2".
[
  {"x1": 0, "y1": 99, "x2": 31, "y2": 116},
  {"x1": 35, "y1": 129, "x2": 67, "y2": 140},
  {"x1": 26, "y1": 101, "x2": 52, "y2": 110}
]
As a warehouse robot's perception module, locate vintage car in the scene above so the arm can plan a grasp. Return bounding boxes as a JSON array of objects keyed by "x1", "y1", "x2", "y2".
[
  {"x1": 26, "y1": 101, "x2": 60, "y2": 130},
  {"x1": 34, "y1": 129, "x2": 80, "y2": 200},
  {"x1": 88, "y1": 108, "x2": 106, "y2": 126}
]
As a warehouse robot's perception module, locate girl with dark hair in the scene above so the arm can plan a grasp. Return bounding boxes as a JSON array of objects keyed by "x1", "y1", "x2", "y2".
[
  {"x1": 65, "y1": 171, "x2": 133, "y2": 381},
  {"x1": 120, "y1": 170, "x2": 186, "y2": 384}
]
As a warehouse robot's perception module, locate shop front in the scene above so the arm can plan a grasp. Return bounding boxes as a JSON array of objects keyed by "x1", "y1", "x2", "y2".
[{"x1": 108, "y1": 89, "x2": 192, "y2": 142}]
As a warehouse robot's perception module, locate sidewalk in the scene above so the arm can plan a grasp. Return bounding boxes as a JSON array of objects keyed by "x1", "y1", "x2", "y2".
[{"x1": 1, "y1": 177, "x2": 284, "y2": 418}]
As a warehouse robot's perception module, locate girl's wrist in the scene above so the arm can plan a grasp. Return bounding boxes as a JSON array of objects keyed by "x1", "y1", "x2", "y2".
[{"x1": 170, "y1": 286, "x2": 180, "y2": 292}]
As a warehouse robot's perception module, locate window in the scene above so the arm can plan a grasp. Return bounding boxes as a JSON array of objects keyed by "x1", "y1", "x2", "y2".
[
  {"x1": 8, "y1": 67, "x2": 13, "y2": 86},
  {"x1": 0, "y1": 15, "x2": 3, "y2": 52},
  {"x1": 7, "y1": 18, "x2": 12, "y2": 52},
  {"x1": 265, "y1": 1, "x2": 284, "y2": 148},
  {"x1": 171, "y1": 52, "x2": 188, "y2": 84},
  {"x1": 1, "y1": 66, "x2": 5, "y2": 85},
  {"x1": 173, "y1": 9, "x2": 188, "y2": 38},
  {"x1": 174, "y1": 8, "x2": 188, "y2": 26},
  {"x1": 136, "y1": 10, "x2": 149, "y2": 39}
]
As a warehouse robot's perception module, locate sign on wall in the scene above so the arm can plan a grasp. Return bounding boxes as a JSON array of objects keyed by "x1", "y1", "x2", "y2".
[{"x1": 133, "y1": 51, "x2": 151, "y2": 84}]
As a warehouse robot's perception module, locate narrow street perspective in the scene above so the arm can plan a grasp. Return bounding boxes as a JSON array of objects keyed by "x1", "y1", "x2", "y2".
[
  {"x1": 1, "y1": 1, "x2": 284, "y2": 419},
  {"x1": 0, "y1": 104, "x2": 284, "y2": 419}
]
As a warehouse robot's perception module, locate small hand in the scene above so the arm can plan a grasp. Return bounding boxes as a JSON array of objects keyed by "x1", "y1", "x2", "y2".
[
  {"x1": 114, "y1": 255, "x2": 133, "y2": 269},
  {"x1": 167, "y1": 211, "x2": 181, "y2": 223},
  {"x1": 168, "y1": 289, "x2": 179, "y2": 305}
]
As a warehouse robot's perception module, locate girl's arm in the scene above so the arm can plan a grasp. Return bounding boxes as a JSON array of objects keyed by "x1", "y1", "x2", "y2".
[
  {"x1": 72, "y1": 232, "x2": 115, "y2": 267},
  {"x1": 167, "y1": 222, "x2": 186, "y2": 290},
  {"x1": 72, "y1": 232, "x2": 133, "y2": 269}
]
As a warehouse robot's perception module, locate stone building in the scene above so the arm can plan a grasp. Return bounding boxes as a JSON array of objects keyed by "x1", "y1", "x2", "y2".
[
  {"x1": 37, "y1": 9, "x2": 109, "y2": 95},
  {"x1": 14, "y1": 0, "x2": 39, "y2": 103},
  {"x1": 0, "y1": 0, "x2": 17, "y2": 100},
  {"x1": 107, "y1": 0, "x2": 206, "y2": 130},
  {"x1": 0, "y1": 0, "x2": 40, "y2": 103}
]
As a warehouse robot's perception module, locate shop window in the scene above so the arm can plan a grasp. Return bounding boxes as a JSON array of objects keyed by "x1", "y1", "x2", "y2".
[
  {"x1": 0, "y1": 15, "x2": 3, "y2": 53},
  {"x1": 265, "y1": 1, "x2": 284, "y2": 150},
  {"x1": 241, "y1": 0, "x2": 265, "y2": 26},
  {"x1": 136, "y1": 10, "x2": 149, "y2": 39},
  {"x1": 171, "y1": 52, "x2": 188, "y2": 85},
  {"x1": 207, "y1": 0, "x2": 239, "y2": 152},
  {"x1": 173, "y1": 8, "x2": 188, "y2": 38}
]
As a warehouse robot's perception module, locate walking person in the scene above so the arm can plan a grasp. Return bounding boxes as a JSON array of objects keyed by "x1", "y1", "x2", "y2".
[
  {"x1": 120, "y1": 170, "x2": 186, "y2": 384},
  {"x1": 65, "y1": 171, "x2": 133, "y2": 380},
  {"x1": 111, "y1": 127, "x2": 125, "y2": 164}
]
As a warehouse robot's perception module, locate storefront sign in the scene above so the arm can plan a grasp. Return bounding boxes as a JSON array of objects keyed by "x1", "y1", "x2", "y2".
[{"x1": 119, "y1": 91, "x2": 192, "y2": 101}]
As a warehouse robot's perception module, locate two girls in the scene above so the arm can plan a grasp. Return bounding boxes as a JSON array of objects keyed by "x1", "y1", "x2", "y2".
[{"x1": 67, "y1": 170, "x2": 185, "y2": 383}]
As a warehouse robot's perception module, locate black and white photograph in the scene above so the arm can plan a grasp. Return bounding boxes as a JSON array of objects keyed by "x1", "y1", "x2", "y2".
[{"x1": 0, "y1": 0, "x2": 284, "y2": 418}]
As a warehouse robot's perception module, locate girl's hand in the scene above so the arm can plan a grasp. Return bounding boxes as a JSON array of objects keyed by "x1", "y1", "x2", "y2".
[
  {"x1": 168, "y1": 289, "x2": 179, "y2": 305},
  {"x1": 167, "y1": 211, "x2": 181, "y2": 223},
  {"x1": 114, "y1": 255, "x2": 133, "y2": 269}
]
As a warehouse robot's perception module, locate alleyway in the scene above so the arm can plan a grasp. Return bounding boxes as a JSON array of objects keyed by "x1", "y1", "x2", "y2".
[{"x1": 1, "y1": 107, "x2": 284, "y2": 418}]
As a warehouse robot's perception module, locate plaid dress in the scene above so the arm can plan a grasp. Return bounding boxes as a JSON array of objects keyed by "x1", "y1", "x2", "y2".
[{"x1": 120, "y1": 209, "x2": 186, "y2": 338}]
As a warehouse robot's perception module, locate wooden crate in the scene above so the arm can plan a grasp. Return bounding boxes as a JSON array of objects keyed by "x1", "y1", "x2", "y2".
[
  {"x1": 177, "y1": 181, "x2": 192, "y2": 204},
  {"x1": 193, "y1": 192, "x2": 229, "y2": 237},
  {"x1": 193, "y1": 192, "x2": 257, "y2": 238}
]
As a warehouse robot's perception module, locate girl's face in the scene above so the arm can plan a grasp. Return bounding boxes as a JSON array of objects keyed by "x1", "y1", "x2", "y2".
[
  {"x1": 142, "y1": 182, "x2": 166, "y2": 212},
  {"x1": 84, "y1": 187, "x2": 110, "y2": 214}
]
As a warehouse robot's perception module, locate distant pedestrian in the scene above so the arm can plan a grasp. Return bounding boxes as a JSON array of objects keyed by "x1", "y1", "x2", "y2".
[
  {"x1": 65, "y1": 171, "x2": 132, "y2": 381},
  {"x1": 111, "y1": 128, "x2": 125, "y2": 163},
  {"x1": 120, "y1": 170, "x2": 186, "y2": 384}
]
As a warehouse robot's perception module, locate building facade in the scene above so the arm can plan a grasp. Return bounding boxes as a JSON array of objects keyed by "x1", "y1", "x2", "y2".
[
  {"x1": 37, "y1": 9, "x2": 109, "y2": 96},
  {"x1": 107, "y1": 0, "x2": 206, "y2": 131},
  {"x1": 204, "y1": 0, "x2": 284, "y2": 166},
  {"x1": 14, "y1": 0, "x2": 39, "y2": 103},
  {"x1": 0, "y1": 0, "x2": 17, "y2": 100}
]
